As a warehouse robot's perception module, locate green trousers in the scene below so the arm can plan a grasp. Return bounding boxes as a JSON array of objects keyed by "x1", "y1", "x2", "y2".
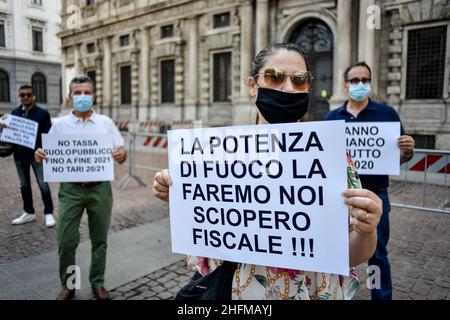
[{"x1": 57, "y1": 182, "x2": 113, "y2": 289}]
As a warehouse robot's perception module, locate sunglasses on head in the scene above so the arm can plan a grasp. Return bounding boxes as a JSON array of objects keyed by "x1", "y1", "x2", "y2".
[
  {"x1": 256, "y1": 68, "x2": 313, "y2": 92},
  {"x1": 19, "y1": 93, "x2": 33, "y2": 98},
  {"x1": 347, "y1": 77, "x2": 371, "y2": 85}
]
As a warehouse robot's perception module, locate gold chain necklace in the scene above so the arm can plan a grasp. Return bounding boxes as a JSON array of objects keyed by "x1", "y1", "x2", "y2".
[
  {"x1": 265, "y1": 268, "x2": 290, "y2": 299},
  {"x1": 232, "y1": 266, "x2": 329, "y2": 300},
  {"x1": 309, "y1": 273, "x2": 327, "y2": 300},
  {"x1": 232, "y1": 264, "x2": 256, "y2": 295}
]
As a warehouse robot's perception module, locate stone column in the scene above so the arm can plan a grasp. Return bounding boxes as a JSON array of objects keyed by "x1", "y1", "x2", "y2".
[
  {"x1": 139, "y1": 27, "x2": 150, "y2": 120},
  {"x1": 329, "y1": 0, "x2": 352, "y2": 109},
  {"x1": 59, "y1": 48, "x2": 68, "y2": 116},
  {"x1": 358, "y1": 0, "x2": 378, "y2": 97},
  {"x1": 197, "y1": 38, "x2": 210, "y2": 123},
  {"x1": 74, "y1": 44, "x2": 81, "y2": 75},
  {"x1": 61, "y1": 48, "x2": 67, "y2": 100},
  {"x1": 386, "y1": 9, "x2": 403, "y2": 107},
  {"x1": 102, "y1": 36, "x2": 112, "y2": 117},
  {"x1": 233, "y1": 0, "x2": 254, "y2": 125},
  {"x1": 239, "y1": 0, "x2": 253, "y2": 99},
  {"x1": 131, "y1": 48, "x2": 139, "y2": 121},
  {"x1": 112, "y1": 64, "x2": 119, "y2": 120},
  {"x1": 255, "y1": 0, "x2": 269, "y2": 53},
  {"x1": 149, "y1": 27, "x2": 159, "y2": 120},
  {"x1": 175, "y1": 43, "x2": 184, "y2": 119},
  {"x1": 184, "y1": 17, "x2": 198, "y2": 120},
  {"x1": 95, "y1": 55, "x2": 103, "y2": 112}
]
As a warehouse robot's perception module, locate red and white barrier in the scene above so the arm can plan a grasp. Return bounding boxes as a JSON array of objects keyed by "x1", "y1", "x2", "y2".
[
  {"x1": 117, "y1": 120, "x2": 193, "y2": 133},
  {"x1": 139, "y1": 121, "x2": 164, "y2": 133},
  {"x1": 402, "y1": 153, "x2": 450, "y2": 174},
  {"x1": 115, "y1": 121, "x2": 129, "y2": 131},
  {"x1": 143, "y1": 135, "x2": 168, "y2": 150},
  {"x1": 171, "y1": 120, "x2": 194, "y2": 127},
  {"x1": 115, "y1": 120, "x2": 193, "y2": 154}
]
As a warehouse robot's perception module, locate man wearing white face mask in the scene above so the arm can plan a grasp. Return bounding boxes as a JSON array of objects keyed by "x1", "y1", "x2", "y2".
[
  {"x1": 35, "y1": 75, "x2": 127, "y2": 300},
  {"x1": 325, "y1": 62, "x2": 415, "y2": 300}
]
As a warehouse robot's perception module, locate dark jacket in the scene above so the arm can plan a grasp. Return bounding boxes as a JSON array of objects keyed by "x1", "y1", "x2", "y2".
[{"x1": 11, "y1": 103, "x2": 52, "y2": 162}]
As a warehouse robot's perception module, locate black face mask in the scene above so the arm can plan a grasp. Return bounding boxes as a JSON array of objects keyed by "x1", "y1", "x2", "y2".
[{"x1": 255, "y1": 87, "x2": 309, "y2": 124}]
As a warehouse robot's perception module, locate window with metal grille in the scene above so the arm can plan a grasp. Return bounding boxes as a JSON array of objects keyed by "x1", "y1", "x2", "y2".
[
  {"x1": 406, "y1": 26, "x2": 447, "y2": 99},
  {"x1": 161, "y1": 59, "x2": 175, "y2": 103},
  {"x1": 87, "y1": 43, "x2": 95, "y2": 53},
  {"x1": 120, "y1": 66, "x2": 131, "y2": 104},
  {"x1": 86, "y1": 70, "x2": 97, "y2": 105},
  {"x1": 0, "y1": 22, "x2": 5, "y2": 48},
  {"x1": 161, "y1": 25, "x2": 173, "y2": 39},
  {"x1": 31, "y1": 0, "x2": 42, "y2": 6},
  {"x1": 213, "y1": 12, "x2": 230, "y2": 28},
  {"x1": 213, "y1": 52, "x2": 231, "y2": 102},
  {"x1": 119, "y1": 34, "x2": 129, "y2": 47},
  {"x1": 32, "y1": 27, "x2": 43, "y2": 52},
  {"x1": 410, "y1": 134, "x2": 436, "y2": 150},
  {"x1": 31, "y1": 72, "x2": 47, "y2": 103},
  {"x1": 0, "y1": 69, "x2": 10, "y2": 102}
]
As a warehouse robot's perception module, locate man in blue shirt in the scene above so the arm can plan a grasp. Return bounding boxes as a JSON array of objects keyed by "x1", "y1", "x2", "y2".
[
  {"x1": 6, "y1": 85, "x2": 55, "y2": 227},
  {"x1": 325, "y1": 62, "x2": 415, "y2": 300}
]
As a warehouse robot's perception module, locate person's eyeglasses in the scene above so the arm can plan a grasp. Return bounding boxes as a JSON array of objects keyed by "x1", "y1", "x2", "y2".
[
  {"x1": 347, "y1": 77, "x2": 371, "y2": 85},
  {"x1": 256, "y1": 68, "x2": 313, "y2": 91},
  {"x1": 19, "y1": 93, "x2": 33, "y2": 98},
  {"x1": 71, "y1": 91, "x2": 93, "y2": 96}
]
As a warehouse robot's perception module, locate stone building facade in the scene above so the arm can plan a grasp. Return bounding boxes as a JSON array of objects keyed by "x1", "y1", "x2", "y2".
[
  {"x1": 58, "y1": 0, "x2": 450, "y2": 149},
  {"x1": 0, "y1": 0, "x2": 62, "y2": 116}
]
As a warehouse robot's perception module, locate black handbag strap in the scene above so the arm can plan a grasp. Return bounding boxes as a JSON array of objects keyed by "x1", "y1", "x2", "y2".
[
  {"x1": 221, "y1": 260, "x2": 239, "y2": 272},
  {"x1": 175, "y1": 260, "x2": 239, "y2": 300}
]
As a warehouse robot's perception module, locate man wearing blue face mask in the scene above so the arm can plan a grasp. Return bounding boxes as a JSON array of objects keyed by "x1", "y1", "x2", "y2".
[
  {"x1": 35, "y1": 75, "x2": 127, "y2": 300},
  {"x1": 325, "y1": 62, "x2": 415, "y2": 300}
]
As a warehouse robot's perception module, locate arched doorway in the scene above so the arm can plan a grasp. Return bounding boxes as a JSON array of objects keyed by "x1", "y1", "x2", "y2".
[
  {"x1": 288, "y1": 19, "x2": 333, "y2": 120},
  {"x1": 31, "y1": 72, "x2": 47, "y2": 103},
  {"x1": 0, "y1": 69, "x2": 10, "y2": 102}
]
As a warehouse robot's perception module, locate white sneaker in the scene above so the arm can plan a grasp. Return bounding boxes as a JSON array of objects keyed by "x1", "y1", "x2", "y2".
[
  {"x1": 45, "y1": 214, "x2": 56, "y2": 228},
  {"x1": 12, "y1": 212, "x2": 36, "y2": 225}
]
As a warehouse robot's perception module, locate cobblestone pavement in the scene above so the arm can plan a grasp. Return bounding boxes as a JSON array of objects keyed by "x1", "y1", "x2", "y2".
[
  {"x1": 1, "y1": 152, "x2": 449, "y2": 300},
  {"x1": 109, "y1": 260, "x2": 189, "y2": 300},
  {"x1": 110, "y1": 182, "x2": 450, "y2": 300}
]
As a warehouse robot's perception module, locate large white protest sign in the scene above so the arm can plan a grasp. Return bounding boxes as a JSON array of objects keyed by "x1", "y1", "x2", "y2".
[
  {"x1": 0, "y1": 114, "x2": 38, "y2": 149},
  {"x1": 168, "y1": 120, "x2": 349, "y2": 276},
  {"x1": 345, "y1": 122, "x2": 400, "y2": 175},
  {"x1": 42, "y1": 134, "x2": 114, "y2": 182}
]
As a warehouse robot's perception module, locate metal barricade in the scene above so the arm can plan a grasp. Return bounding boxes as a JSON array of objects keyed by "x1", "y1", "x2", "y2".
[
  {"x1": 118, "y1": 131, "x2": 168, "y2": 190},
  {"x1": 391, "y1": 149, "x2": 450, "y2": 214}
]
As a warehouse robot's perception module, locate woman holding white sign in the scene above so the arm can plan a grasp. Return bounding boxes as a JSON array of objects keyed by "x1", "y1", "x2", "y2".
[{"x1": 153, "y1": 43, "x2": 382, "y2": 300}]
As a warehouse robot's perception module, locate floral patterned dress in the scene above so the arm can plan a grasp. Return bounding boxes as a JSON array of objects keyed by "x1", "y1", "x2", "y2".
[{"x1": 187, "y1": 153, "x2": 362, "y2": 300}]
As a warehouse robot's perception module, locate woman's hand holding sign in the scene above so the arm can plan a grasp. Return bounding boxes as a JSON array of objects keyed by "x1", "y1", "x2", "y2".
[
  {"x1": 153, "y1": 169, "x2": 172, "y2": 202},
  {"x1": 344, "y1": 188, "x2": 382, "y2": 267},
  {"x1": 344, "y1": 188, "x2": 382, "y2": 235}
]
